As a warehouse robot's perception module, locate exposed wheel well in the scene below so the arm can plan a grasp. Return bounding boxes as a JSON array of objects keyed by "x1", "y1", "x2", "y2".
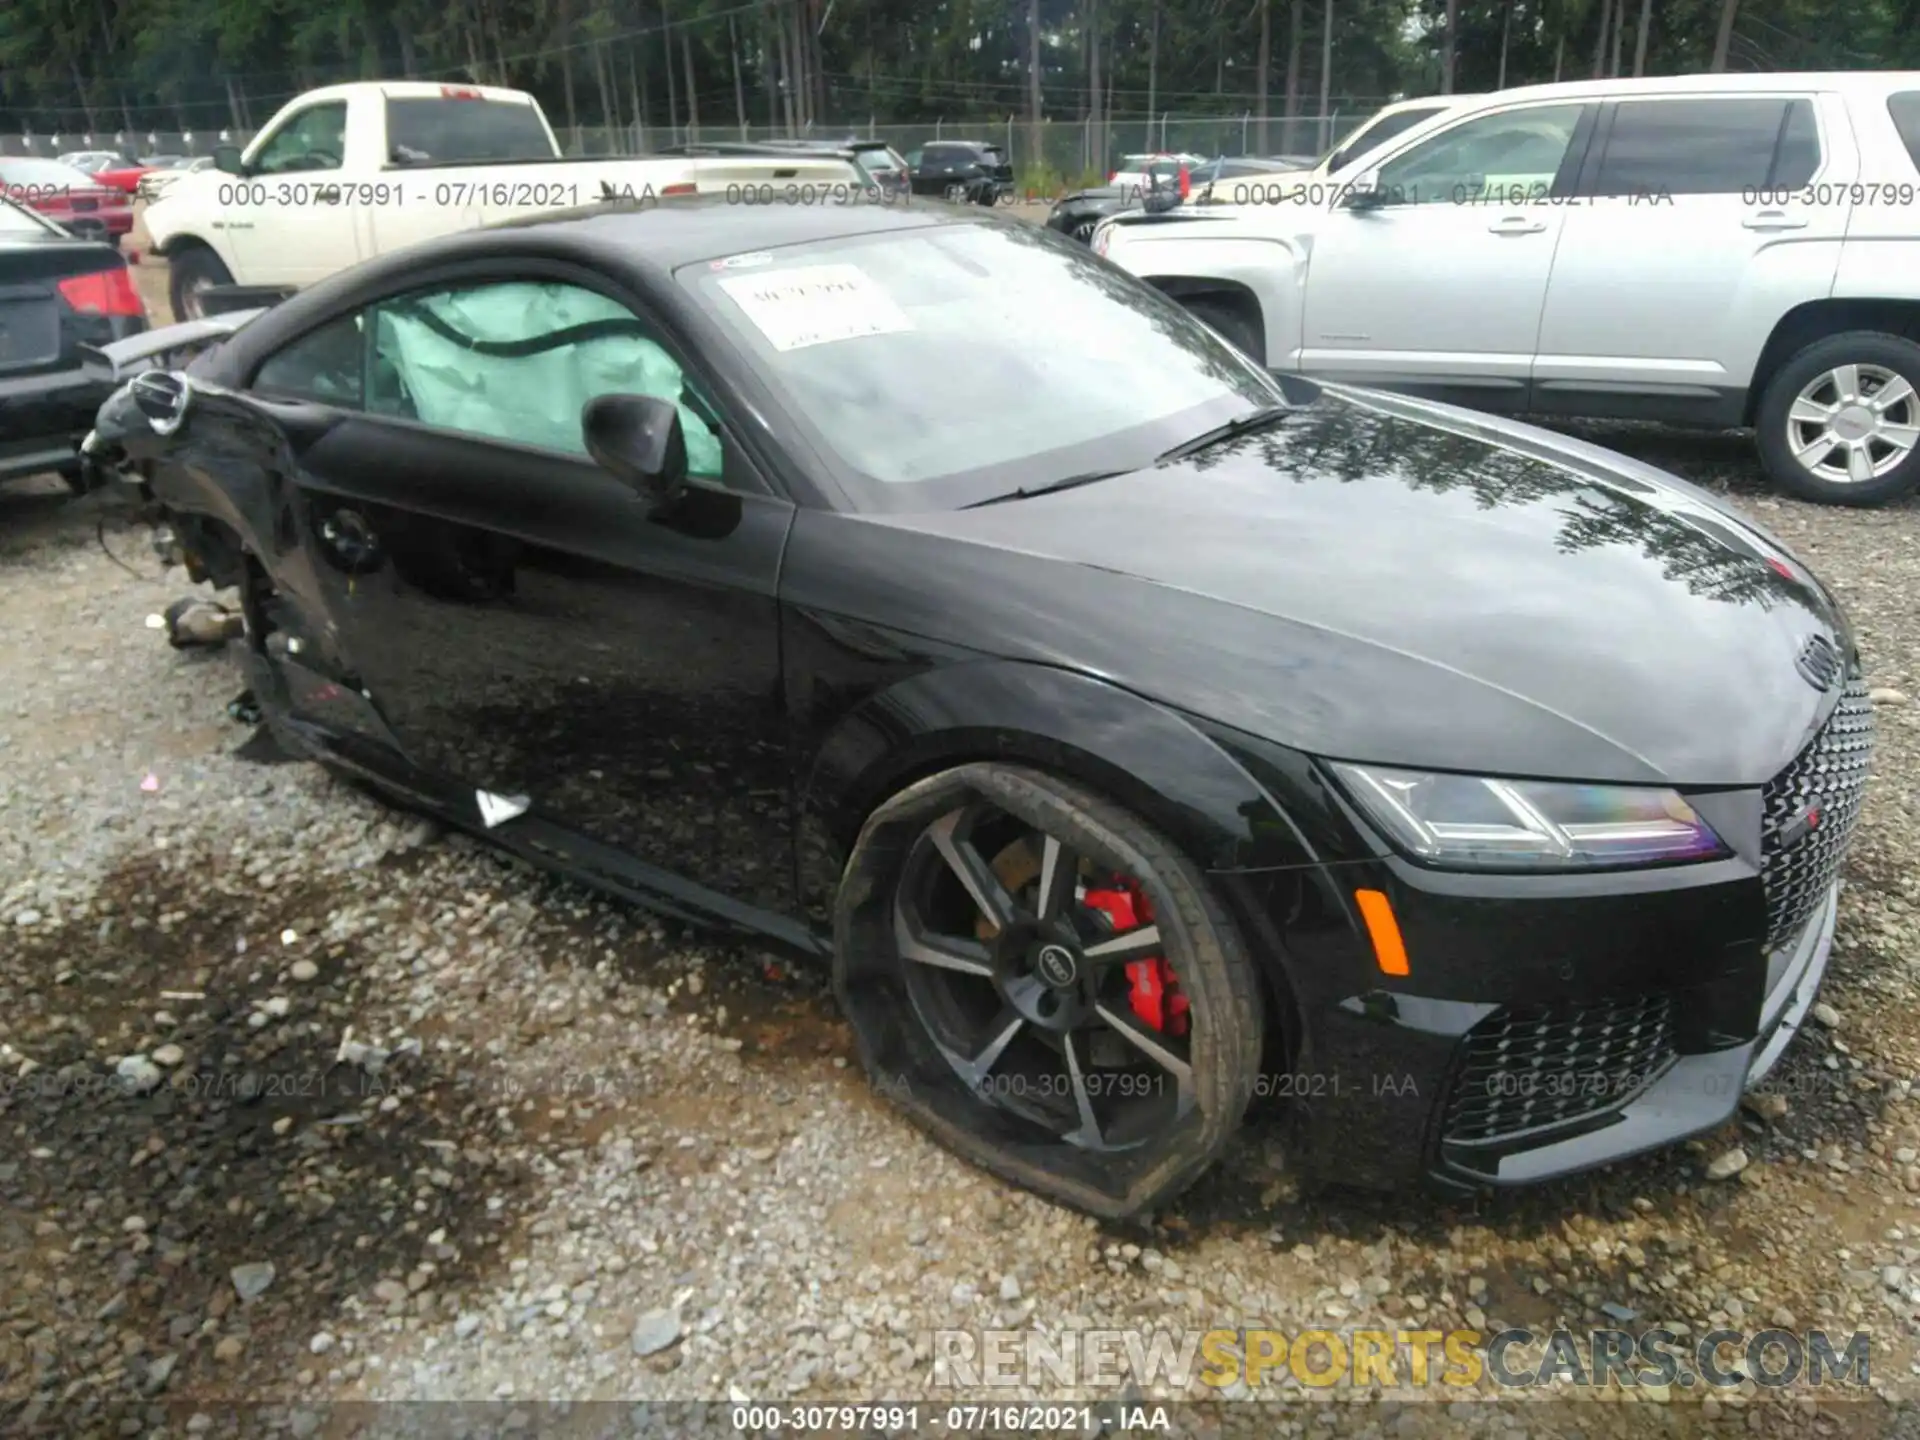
[
  {"x1": 1746, "y1": 299, "x2": 1920, "y2": 425},
  {"x1": 154, "y1": 234, "x2": 212, "y2": 261},
  {"x1": 1144, "y1": 278, "x2": 1267, "y2": 359}
]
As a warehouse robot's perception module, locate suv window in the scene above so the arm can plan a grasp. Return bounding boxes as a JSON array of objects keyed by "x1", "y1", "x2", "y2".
[
  {"x1": 1375, "y1": 103, "x2": 1586, "y2": 204},
  {"x1": 1590, "y1": 98, "x2": 1819, "y2": 196},
  {"x1": 1327, "y1": 105, "x2": 1445, "y2": 173},
  {"x1": 1889, "y1": 93, "x2": 1920, "y2": 174},
  {"x1": 251, "y1": 102, "x2": 347, "y2": 175}
]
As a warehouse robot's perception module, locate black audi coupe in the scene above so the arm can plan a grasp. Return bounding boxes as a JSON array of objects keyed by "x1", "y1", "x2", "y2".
[{"x1": 85, "y1": 197, "x2": 1873, "y2": 1219}]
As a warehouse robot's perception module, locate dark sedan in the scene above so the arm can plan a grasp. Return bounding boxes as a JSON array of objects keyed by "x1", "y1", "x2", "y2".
[
  {"x1": 0, "y1": 198, "x2": 147, "y2": 486},
  {"x1": 88, "y1": 198, "x2": 1871, "y2": 1217}
]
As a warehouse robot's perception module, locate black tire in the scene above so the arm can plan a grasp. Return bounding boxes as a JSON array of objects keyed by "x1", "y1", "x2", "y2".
[
  {"x1": 1185, "y1": 296, "x2": 1266, "y2": 366},
  {"x1": 1754, "y1": 330, "x2": 1920, "y2": 506},
  {"x1": 834, "y1": 762, "x2": 1264, "y2": 1219},
  {"x1": 167, "y1": 244, "x2": 234, "y2": 324}
]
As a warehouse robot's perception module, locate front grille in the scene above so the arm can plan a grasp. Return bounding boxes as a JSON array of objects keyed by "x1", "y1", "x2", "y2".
[
  {"x1": 1442, "y1": 994, "x2": 1678, "y2": 1145},
  {"x1": 1759, "y1": 676, "x2": 1874, "y2": 951}
]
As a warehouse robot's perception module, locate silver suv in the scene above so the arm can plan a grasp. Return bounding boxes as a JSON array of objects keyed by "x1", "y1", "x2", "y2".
[{"x1": 1097, "y1": 72, "x2": 1920, "y2": 505}]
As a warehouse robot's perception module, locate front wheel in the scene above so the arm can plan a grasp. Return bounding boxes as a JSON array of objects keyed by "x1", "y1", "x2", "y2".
[
  {"x1": 1754, "y1": 331, "x2": 1920, "y2": 505},
  {"x1": 834, "y1": 763, "x2": 1264, "y2": 1219}
]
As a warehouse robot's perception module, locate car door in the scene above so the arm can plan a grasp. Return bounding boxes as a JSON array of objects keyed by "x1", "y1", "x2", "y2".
[
  {"x1": 242, "y1": 268, "x2": 798, "y2": 915},
  {"x1": 225, "y1": 100, "x2": 360, "y2": 287},
  {"x1": 1529, "y1": 93, "x2": 1855, "y2": 424},
  {"x1": 1294, "y1": 100, "x2": 1595, "y2": 408}
]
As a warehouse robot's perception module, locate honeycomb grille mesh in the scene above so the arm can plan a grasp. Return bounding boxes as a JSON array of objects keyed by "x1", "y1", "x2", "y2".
[
  {"x1": 1443, "y1": 995, "x2": 1678, "y2": 1145},
  {"x1": 1760, "y1": 677, "x2": 1874, "y2": 952}
]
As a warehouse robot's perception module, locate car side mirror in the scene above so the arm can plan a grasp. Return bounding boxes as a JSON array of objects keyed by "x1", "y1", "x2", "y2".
[
  {"x1": 582, "y1": 393, "x2": 688, "y2": 510},
  {"x1": 213, "y1": 144, "x2": 245, "y2": 176},
  {"x1": 1342, "y1": 171, "x2": 1388, "y2": 209}
]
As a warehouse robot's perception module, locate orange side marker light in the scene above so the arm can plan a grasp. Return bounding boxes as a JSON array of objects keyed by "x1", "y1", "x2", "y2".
[{"x1": 1353, "y1": 888, "x2": 1410, "y2": 977}]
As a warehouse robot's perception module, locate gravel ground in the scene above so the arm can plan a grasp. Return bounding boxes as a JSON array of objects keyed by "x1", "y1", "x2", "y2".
[{"x1": 4, "y1": 239, "x2": 1920, "y2": 1438}]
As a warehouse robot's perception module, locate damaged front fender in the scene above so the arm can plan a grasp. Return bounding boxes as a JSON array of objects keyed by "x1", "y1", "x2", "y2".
[{"x1": 80, "y1": 308, "x2": 271, "y2": 474}]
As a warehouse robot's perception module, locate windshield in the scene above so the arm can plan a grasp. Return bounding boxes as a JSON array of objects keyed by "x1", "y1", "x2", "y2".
[
  {"x1": 385, "y1": 97, "x2": 557, "y2": 164},
  {"x1": 679, "y1": 221, "x2": 1284, "y2": 512}
]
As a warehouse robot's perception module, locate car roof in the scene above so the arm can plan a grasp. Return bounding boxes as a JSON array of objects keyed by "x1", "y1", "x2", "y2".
[
  {"x1": 1485, "y1": 71, "x2": 1920, "y2": 104},
  {"x1": 384, "y1": 195, "x2": 977, "y2": 281},
  {"x1": 215, "y1": 197, "x2": 994, "y2": 379}
]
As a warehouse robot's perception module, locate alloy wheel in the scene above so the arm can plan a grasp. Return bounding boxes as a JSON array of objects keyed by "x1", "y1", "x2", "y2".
[
  {"x1": 1786, "y1": 362, "x2": 1920, "y2": 485},
  {"x1": 891, "y1": 798, "x2": 1197, "y2": 1153}
]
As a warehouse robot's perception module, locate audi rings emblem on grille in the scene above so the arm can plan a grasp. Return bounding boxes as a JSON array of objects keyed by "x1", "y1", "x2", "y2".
[{"x1": 1794, "y1": 633, "x2": 1841, "y2": 692}]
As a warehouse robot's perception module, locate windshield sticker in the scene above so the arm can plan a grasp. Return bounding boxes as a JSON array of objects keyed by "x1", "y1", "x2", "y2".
[
  {"x1": 717, "y1": 263, "x2": 913, "y2": 351},
  {"x1": 709, "y1": 251, "x2": 773, "y2": 271}
]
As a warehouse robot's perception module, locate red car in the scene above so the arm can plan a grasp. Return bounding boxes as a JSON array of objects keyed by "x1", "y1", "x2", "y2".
[
  {"x1": 0, "y1": 159, "x2": 134, "y2": 242},
  {"x1": 90, "y1": 160, "x2": 156, "y2": 195}
]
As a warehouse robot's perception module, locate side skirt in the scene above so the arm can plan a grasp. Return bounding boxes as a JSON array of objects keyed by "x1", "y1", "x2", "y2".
[{"x1": 287, "y1": 714, "x2": 834, "y2": 965}]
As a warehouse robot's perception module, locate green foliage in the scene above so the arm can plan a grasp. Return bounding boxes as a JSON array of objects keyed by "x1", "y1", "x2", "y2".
[{"x1": 0, "y1": 0, "x2": 1901, "y2": 137}]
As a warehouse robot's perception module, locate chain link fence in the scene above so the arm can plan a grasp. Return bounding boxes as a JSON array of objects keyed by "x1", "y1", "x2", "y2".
[{"x1": 0, "y1": 114, "x2": 1349, "y2": 173}]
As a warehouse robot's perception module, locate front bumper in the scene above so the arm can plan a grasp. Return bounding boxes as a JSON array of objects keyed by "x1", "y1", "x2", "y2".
[
  {"x1": 1214, "y1": 679, "x2": 1871, "y2": 1193},
  {"x1": 1265, "y1": 867, "x2": 1841, "y2": 1193}
]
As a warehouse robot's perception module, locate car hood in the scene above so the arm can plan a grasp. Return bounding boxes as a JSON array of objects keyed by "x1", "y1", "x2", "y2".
[{"x1": 801, "y1": 387, "x2": 1849, "y2": 788}]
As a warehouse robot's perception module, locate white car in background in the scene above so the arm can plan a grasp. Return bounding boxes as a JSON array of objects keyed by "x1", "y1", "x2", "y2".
[
  {"x1": 57, "y1": 150, "x2": 122, "y2": 175},
  {"x1": 1108, "y1": 152, "x2": 1209, "y2": 193},
  {"x1": 1097, "y1": 71, "x2": 1920, "y2": 505},
  {"x1": 136, "y1": 156, "x2": 217, "y2": 201}
]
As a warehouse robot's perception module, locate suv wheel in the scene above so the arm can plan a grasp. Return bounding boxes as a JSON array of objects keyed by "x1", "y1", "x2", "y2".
[
  {"x1": 1755, "y1": 331, "x2": 1920, "y2": 505},
  {"x1": 834, "y1": 763, "x2": 1264, "y2": 1219}
]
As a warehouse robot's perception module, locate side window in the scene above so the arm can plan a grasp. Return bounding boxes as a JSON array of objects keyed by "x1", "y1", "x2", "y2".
[
  {"x1": 1590, "y1": 98, "x2": 1817, "y2": 196},
  {"x1": 1887, "y1": 93, "x2": 1920, "y2": 175},
  {"x1": 1375, "y1": 104, "x2": 1586, "y2": 204},
  {"x1": 1328, "y1": 106, "x2": 1442, "y2": 173},
  {"x1": 251, "y1": 102, "x2": 348, "y2": 175},
  {"x1": 252, "y1": 315, "x2": 365, "y2": 406},
  {"x1": 363, "y1": 280, "x2": 726, "y2": 480}
]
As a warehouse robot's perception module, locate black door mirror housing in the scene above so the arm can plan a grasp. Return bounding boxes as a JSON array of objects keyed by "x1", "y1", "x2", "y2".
[
  {"x1": 212, "y1": 144, "x2": 245, "y2": 176},
  {"x1": 1342, "y1": 170, "x2": 1390, "y2": 210},
  {"x1": 582, "y1": 393, "x2": 689, "y2": 509}
]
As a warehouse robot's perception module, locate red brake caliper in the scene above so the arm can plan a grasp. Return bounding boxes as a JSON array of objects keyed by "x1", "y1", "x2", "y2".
[{"x1": 1081, "y1": 878, "x2": 1190, "y2": 1038}]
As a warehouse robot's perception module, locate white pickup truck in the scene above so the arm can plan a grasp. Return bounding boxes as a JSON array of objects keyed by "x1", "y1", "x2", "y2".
[{"x1": 142, "y1": 81, "x2": 865, "y2": 321}]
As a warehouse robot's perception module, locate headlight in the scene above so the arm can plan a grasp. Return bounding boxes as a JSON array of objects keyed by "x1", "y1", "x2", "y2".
[
  {"x1": 1092, "y1": 222, "x2": 1112, "y2": 257},
  {"x1": 1327, "y1": 763, "x2": 1730, "y2": 871}
]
